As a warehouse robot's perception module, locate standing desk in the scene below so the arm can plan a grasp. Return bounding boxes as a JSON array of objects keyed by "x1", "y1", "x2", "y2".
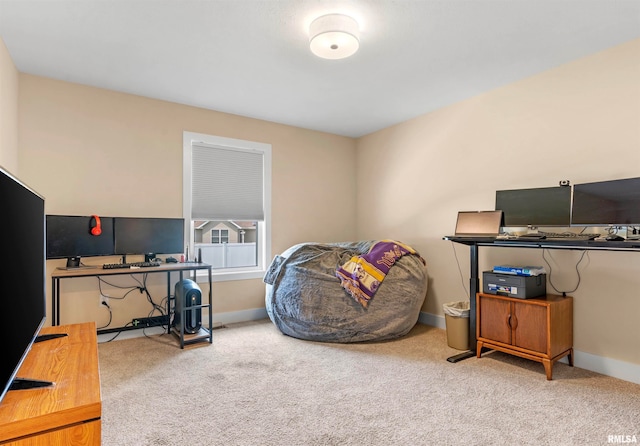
[
  {"x1": 51, "y1": 262, "x2": 213, "y2": 343},
  {"x1": 444, "y1": 236, "x2": 640, "y2": 363}
]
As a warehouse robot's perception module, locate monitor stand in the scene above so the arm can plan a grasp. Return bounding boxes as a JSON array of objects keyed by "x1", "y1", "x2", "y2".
[
  {"x1": 57, "y1": 257, "x2": 97, "y2": 270},
  {"x1": 9, "y1": 377, "x2": 54, "y2": 391},
  {"x1": 66, "y1": 256, "x2": 81, "y2": 268},
  {"x1": 35, "y1": 333, "x2": 68, "y2": 343},
  {"x1": 9, "y1": 334, "x2": 64, "y2": 391}
]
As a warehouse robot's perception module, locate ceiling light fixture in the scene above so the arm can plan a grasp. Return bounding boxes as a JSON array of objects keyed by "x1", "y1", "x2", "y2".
[{"x1": 309, "y1": 13, "x2": 360, "y2": 60}]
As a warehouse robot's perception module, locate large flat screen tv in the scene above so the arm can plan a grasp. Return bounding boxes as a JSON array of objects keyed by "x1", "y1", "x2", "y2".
[
  {"x1": 0, "y1": 167, "x2": 47, "y2": 405},
  {"x1": 571, "y1": 177, "x2": 640, "y2": 226},
  {"x1": 496, "y1": 186, "x2": 572, "y2": 227}
]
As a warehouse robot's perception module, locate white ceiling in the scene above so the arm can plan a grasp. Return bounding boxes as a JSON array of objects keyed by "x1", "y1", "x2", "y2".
[{"x1": 1, "y1": 0, "x2": 639, "y2": 138}]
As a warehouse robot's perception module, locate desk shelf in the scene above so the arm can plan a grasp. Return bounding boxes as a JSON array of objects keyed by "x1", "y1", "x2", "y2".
[
  {"x1": 171, "y1": 327, "x2": 211, "y2": 348},
  {"x1": 170, "y1": 296, "x2": 212, "y2": 349}
]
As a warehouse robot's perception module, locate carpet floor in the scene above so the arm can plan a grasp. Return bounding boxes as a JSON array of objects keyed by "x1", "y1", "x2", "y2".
[{"x1": 98, "y1": 320, "x2": 640, "y2": 445}]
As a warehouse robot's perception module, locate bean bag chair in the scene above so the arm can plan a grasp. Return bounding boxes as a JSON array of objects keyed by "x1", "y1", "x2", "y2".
[{"x1": 263, "y1": 240, "x2": 428, "y2": 342}]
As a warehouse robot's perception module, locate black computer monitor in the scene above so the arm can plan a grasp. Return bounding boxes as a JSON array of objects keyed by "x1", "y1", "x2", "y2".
[
  {"x1": 46, "y1": 215, "x2": 115, "y2": 267},
  {"x1": 0, "y1": 167, "x2": 47, "y2": 405},
  {"x1": 114, "y1": 217, "x2": 184, "y2": 260},
  {"x1": 571, "y1": 177, "x2": 640, "y2": 226},
  {"x1": 496, "y1": 186, "x2": 572, "y2": 227}
]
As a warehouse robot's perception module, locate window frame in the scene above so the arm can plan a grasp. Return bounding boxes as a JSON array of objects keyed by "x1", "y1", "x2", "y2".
[{"x1": 183, "y1": 131, "x2": 271, "y2": 282}]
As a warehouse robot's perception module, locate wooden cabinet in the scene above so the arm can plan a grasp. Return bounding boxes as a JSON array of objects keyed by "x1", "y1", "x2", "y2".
[
  {"x1": 476, "y1": 293, "x2": 573, "y2": 380},
  {"x1": 0, "y1": 323, "x2": 101, "y2": 445}
]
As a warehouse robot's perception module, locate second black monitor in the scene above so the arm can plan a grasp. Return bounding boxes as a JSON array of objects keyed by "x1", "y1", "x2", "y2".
[
  {"x1": 114, "y1": 217, "x2": 184, "y2": 256},
  {"x1": 496, "y1": 186, "x2": 571, "y2": 227},
  {"x1": 571, "y1": 177, "x2": 640, "y2": 226}
]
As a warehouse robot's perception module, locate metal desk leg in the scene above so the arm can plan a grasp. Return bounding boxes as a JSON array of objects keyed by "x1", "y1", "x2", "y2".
[
  {"x1": 166, "y1": 271, "x2": 172, "y2": 334},
  {"x1": 51, "y1": 277, "x2": 60, "y2": 326},
  {"x1": 208, "y1": 266, "x2": 213, "y2": 343},
  {"x1": 178, "y1": 271, "x2": 184, "y2": 348},
  {"x1": 468, "y1": 243, "x2": 479, "y2": 351}
]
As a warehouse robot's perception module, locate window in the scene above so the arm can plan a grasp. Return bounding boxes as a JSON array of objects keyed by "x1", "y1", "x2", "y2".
[
  {"x1": 211, "y1": 229, "x2": 229, "y2": 244},
  {"x1": 183, "y1": 132, "x2": 271, "y2": 282}
]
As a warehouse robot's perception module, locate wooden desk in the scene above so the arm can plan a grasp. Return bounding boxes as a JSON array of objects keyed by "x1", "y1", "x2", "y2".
[{"x1": 0, "y1": 323, "x2": 101, "y2": 445}]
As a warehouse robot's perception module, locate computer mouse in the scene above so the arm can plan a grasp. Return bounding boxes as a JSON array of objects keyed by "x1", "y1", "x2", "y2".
[{"x1": 605, "y1": 235, "x2": 625, "y2": 241}]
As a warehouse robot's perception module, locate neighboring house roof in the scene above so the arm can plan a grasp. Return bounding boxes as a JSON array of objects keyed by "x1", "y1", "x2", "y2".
[
  {"x1": 194, "y1": 220, "x2": 256, "y2": 230},
  {"x1": 194, "y1": 220, "x2": 208, "y2": 229},
  {"x1": 233, "y1": 221, "x2": 257, "y2": 229}
]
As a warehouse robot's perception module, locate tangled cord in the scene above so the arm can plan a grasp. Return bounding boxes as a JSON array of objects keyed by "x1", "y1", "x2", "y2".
[
  {"x1": 542, "y1": 249, "x2": 589, "y2": 295},
  {"x1": 96, "y1": 273, "x2": 169, "y2": 342},
  {"x1": 451, "y1": 242, "x2": 469, "y2": 298}
]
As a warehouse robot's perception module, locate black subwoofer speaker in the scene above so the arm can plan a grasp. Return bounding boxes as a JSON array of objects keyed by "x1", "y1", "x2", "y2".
[{"x1": 174, "y1": 279, "x2": 202, "y2": 334}]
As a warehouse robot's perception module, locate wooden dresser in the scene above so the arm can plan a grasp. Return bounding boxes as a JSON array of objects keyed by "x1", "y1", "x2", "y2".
[{"x1": 0, "y1": 322, "x2": 101, "y2": 445}]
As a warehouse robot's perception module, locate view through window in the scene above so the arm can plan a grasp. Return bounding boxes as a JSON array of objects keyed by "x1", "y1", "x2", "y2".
[
  {"x1": 194, "y1": 221, "x2": 257, "y2": 269},
  {"x1": 183, "y1": 131, "x2": 271, "y2": 280}
]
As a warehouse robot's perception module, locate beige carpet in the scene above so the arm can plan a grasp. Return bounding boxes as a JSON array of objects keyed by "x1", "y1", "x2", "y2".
[{"x1": 98, "y1": 320, "x2": 640, "y2": 445}]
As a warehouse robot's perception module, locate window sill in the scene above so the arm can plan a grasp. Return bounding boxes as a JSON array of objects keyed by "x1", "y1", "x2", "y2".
[{"x1": 194, "y1": 268, "x2": 266, "y2": 283}]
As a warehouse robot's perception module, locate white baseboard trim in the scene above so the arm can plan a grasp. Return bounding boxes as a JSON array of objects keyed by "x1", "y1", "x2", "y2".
[
  {"x1": 98, "y1": 308, "x2": 269, "y2": 343},
  {"x1": 571, "y1": 350, "x2": 640, "y2": 385},
  {"x1": 97, "y1": 326, "x2": 167, "y2": 342},
  {"x1": 418, "y1": 311, "x2": 640, "y2": 385},
  {"x1": 212, "y1": 308, "x2": 269, "y2": 326},
  {"x1": 418, "y1": 311, "x2": 446, "y2": 330}
]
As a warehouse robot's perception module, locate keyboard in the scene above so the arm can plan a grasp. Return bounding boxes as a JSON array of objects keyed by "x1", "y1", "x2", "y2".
[
  {"x1": 102, "y1": 261, "x2": 161, "y2": 269},
  {"x1": 517, "y1": 233, "x2": 601, "y2": 241}
]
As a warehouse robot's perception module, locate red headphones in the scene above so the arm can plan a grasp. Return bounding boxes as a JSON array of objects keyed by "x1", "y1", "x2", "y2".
[{"x1": 90, "y1": 215, "x2": 102, "y2": 236}]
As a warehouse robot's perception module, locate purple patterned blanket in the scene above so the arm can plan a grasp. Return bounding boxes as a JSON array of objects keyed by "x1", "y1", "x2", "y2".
[{"x1": 336, "y1": 240, "x2": 422, "y2": 307}]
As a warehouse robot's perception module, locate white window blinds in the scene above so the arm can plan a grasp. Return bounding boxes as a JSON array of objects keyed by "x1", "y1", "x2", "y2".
[{"x1": 191, "y1": 144, "x2": 264, "y2": 221}]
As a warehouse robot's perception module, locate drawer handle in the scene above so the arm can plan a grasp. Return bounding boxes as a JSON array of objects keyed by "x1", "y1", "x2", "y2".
[{"x1": 507, "y1": 314, "x2": 518, "y2": 329}]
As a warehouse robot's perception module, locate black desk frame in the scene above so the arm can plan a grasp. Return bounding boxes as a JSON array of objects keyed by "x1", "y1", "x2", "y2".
[
  {"x1": 51, "y1": 262, "x2": 213, "y2": 344},
  {"x1": 445, "y1": 237, "x2": 640, "y2": 363}
]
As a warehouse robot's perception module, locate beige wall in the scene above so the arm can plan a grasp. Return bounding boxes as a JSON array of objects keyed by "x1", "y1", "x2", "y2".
[
  {"x1": 5, "y1": 34, "x2": 640, "y2": 368},
  {"x1": 17, "y1": 74, "x2": 357, "y2": 328},
  {"x1": 0, "y1": 38, "x2": 18, "y2": 172},
  {"x1": 356, "y1": 39, "x2": 640, "y2": 365}
]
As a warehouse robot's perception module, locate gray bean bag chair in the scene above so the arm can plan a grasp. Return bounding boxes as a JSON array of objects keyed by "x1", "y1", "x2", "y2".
[{"x1": 263, "y1": 241, "x2": 428, "y2": 342}]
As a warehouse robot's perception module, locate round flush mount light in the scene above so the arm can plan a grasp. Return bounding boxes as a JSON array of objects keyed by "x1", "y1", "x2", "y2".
[{"x1": 309, "y1": 13, "x2": 360, "y2": 60}]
